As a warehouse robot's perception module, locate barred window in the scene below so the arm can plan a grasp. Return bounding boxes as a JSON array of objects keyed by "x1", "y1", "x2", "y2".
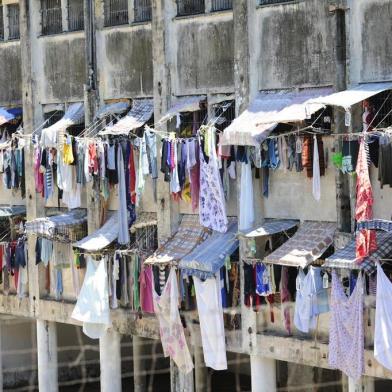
[
  {"x1": 259, "y1": 0, "x2": 293, "y2": 5},
  {"x1": 8, "y1": 4, "x2": 20, "y2": 40},
  {"x1": 177, "y1": 0, "x2": 205, "y2": 16},
  {"x1": 134, "y1": 0, "x2": 151, "y2": 22},
  {"x1": 44, "y1": 110, "x2": 64, "y2": 127},
  {"x1": 213, "y1": 100, "x2": 235, "y2": 131},
  {"x1": 41, "y1": 0, "x2": 62, "y2": 36},
  {"x1": 211, "y1": 0, "x2": 232, "y2": 11},
  {"x1": 104, "y1": 0, "x2": 128, "y2": 27},
  {"x1": 68, "y1": 0, "x2": 84, "y2": 31},
  {"x1": 0, "y1": 6, "x2": 4, "y2": 41}
]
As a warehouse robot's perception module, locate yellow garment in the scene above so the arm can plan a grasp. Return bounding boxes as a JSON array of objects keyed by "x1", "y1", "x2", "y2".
[
  {"x1": 182, "y1": 182, "x2": 191, "y2": 202},
  {"x1": 63, "y1": 137, "x2": 74, "y2": 164}
]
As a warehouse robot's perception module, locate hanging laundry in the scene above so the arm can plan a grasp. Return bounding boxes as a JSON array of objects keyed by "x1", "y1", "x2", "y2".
[
  {"x1": 139, "y1": 264, "x2": 154, "y2": 313},
  {"x1": 117, "y1": 145, "x2": 129, "y2": 245},
  {"x1": 341, "y1": 140, "x2": 359, "y2": 174},
  {"x1": 355, "y1": 139, "x2": 377, "y2": 261},
  {"x1": 312, "y1": 135, "x2": 321, "y2": 201},
  {"x1": 328, "y1": 271, "x2": 364, "y2": 381},
  {"x1": 153, "y1": 267, "x2": 193, "y2": 374},
  {"x1": 287, "y1": 135, "x2": 303, "y2": 172},
  {"x1": 280, "y1": 266, "x2": 292, "y2": 335},
  {"x1": 239, "y1": 162, "x2": 254, "y2": 231},
  {"x1": 193, "y1": 274, "x2": 228, "y2": 370},
  {"x1": 302, "y1": 135, "x2": 325, "y2": 178},
  {"x1": 199, "y1": 127, "x2": 228, "y2": 233},
  {"x1": 72, "y1": 256, "x2": 111, "y2": 339}
]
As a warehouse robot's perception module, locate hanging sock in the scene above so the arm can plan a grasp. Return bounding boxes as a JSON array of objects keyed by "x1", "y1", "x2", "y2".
[{"x1": 312, "y1": 135, "x2": 321, "y2": 201}]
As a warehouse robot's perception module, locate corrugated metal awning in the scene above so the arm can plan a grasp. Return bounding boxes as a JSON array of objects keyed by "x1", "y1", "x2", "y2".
[
  {"x1": 221, "y1": 87, "x2": 332, "y2": 146},
  {"x1": 40, "y1": 102, "x2": 85, "y2": 148},
  {"x1": 144, "y1": 215, "x2": 211, "y2": 265},
  {"x1": 308, "y1": 82, "x2": 392, "y2": 110},
  {"x1": 239, "y1": 219, "x2": 299, "y2": 238},
  {"x1": 99, "y1": 99, "x2": 153, "y2": 136},
  {"x1": 95, "y1": 102, "x2": 130, "y2": 119},
  {"x1": 73, "y1": 214, "x2": 118, "y2": 251},
  {"x1": 0, "y1": 205, "x2": 26, "y2": 218},
  {"x1": 324, "y1": 231, "x2": 392, "y2": 275},
  {"x1": 264, "y1": 221, "x2": 336, "y2": 268},
  {"x1": 159, "y1": 95, "x2": 206, "y2": 123},
  {"x1": 179, "y1": 220, "x2": 238, "y2": 279},
  {"x1": 0, "y1": 108, "x2": 15, "y2": 126}
]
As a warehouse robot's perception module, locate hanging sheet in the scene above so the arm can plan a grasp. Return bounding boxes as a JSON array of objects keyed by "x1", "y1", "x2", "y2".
[
  {"x1": 73, "y1": 214, "x2": 119, "y2": 251},
  {"x1": 324, "y1": 231, "x2": 392, "y2": 275},
  {"x1": 239, "y1": 219, "x2": 299, "y2": 238},
  {"x1": 40, "y1": 103, "x2": 85, "y2": 148},
  {"x1": 144, "y1": 215, "x2": 210, "y2": 265},
  {"x1": 220, "y1": 87, "x2": 332, "y2": 146},
  {"x1": 99, "y1": 99, "x2": 154, "y2": 136},
  {"x1": 179, "y1": 220, "x2": 238, "y2": 279},
  {"x1": 308, "y1": 82, "x2": 392, "y2": 110},
  {"x1": 264, "y1": 221, "x2": 336, "y2": 268}
]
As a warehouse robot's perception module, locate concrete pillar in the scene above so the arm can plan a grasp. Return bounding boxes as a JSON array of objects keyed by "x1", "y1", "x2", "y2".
[
  {"x1": 37, "y1": 320, "x2": 58, "y2": 392},
  {"x1": 133, "y1": 335, "x2": 146, "y2": 392},
  {"x1": 99, "y1": 330, "x2": 122, "y2": 392},
  {"x1": 348, "y1": 377, "x2": 375, "y2": 392},
  {"x1": 194, "y1": 345, "x2": 208, "y2": 392},
  {"x1": 250, "y1": 356, "x2": 276, "y2": 392}
]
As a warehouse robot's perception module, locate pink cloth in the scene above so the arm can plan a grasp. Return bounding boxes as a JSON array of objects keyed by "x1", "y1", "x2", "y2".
[
  {"x1": 280, "y1": 266, "x2": 292, "y2": 335},
  {"x1": 34, "y1": 147, "x2": 44, "y2": 194},
  {"x1": 139, "y1": 265, "x2": 154, "y2": 313},
  {"x1": 355, "y1": 139, "x2": 377, "y2": 261}
]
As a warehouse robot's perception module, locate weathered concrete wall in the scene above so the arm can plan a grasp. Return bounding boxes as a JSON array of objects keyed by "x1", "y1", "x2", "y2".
[
  {"x1": 349, "y1": 0, "x2": 392, "y2": 84},
  {"x1": 0, "y1": 42, "x2": 22, "y2": 106},
  {"x1": 97, "y1": 26, "x2": 153, "y2": 100},
  {"x1": 39, "y1": 33, "x2": 86, "y2": 103},
  {"x1": 254, "y1": 0, "x2": 334, "y2": 90},
  {"x1": 172, "y1": 13, "x2": 234, "y2": 95}
]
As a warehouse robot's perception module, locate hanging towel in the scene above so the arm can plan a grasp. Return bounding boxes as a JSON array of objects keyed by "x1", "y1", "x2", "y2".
[
  {"x1": 375, "y1": 263, "x2": 392, "y2": 371},
  {"x1": 193, "y1": 274, "x2": 228, "y2": 370},
  {"x1": 153, "y1": 268, "x2": 193, "y2": 374},
  {"x1": 328, "y1": 271, "x2": 364, "y2": 381},
  {"x1": 71, "y1": 257, "x2": 111, "y2": 339},
  {"x1": 312, "y1": 135, "x2": 321, "y2": 201},
  {"x1": 239, "y1": 162, "x2": 255, "y2": 231}
]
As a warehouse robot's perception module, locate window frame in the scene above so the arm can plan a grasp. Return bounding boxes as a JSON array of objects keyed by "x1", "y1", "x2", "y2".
[
  {"x1": 104, "y1": 0, "x2": 129, "y2": 27},
  {"x1": 134, "y1": 0, "x2": 152, "y2": 23},
  {"x1": 40, "y1": 0, "x2": 63, "y2": 36},
  {"x1": 176, "y1": 0, "x2": 205, "y2": 17},
  {"x1": 67, "y1": 0, "x2": 84, "y2": 32},
  {"x1": 7, "y1": 3, "x2": 20, "y2": 40},
  {"x1": 211, "y1": 0, "x2": 232, "y2": 12}
]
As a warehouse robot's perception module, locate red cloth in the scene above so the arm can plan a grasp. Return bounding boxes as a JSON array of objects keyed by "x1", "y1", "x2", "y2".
[
  {"x1": 355, "y1": 139, "x2": 377, "y2": 261},
  {"x1": 129, "y1": 146, "x2": 136, "y2": 205},
  {"x1": 88, "y1": 143, "x2": 98, "y2": 175}
]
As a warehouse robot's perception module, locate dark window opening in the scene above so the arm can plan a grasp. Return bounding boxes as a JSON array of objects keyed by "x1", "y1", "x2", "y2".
[
  {"x1": 44, "y1": 110, "x2": 64, "y2": 127},
  {"x1": 259, "y1": 0, "x2": 293, "y2": 5},
  {"x1": 178, "y1": 101, "x2": 208, "y2": 137},
  {"x1": 8, "y1": 4, "x2": 20, "y2": 40},
  {"x1": 0, "y1": 6, "x2": 4, "y2": 41},
  {"x1": 213, "y1": 100, "x2": 235, "y2": 131},
  {"x1": 68, "y1": 0, "x2": 84, "y2": 31},
  {"x1": 211, "y1": 0, "x2": 232, "y2": 11},
  {"x1": 104, "y1": 0, "x2": 128, "y2": 27},
  {"x1": 134, "y1": 0, "x2": 151, "y2": 22},
  {"x1": 41, "y1": 0, "x2": 62, "y2": 36},
  {"x1": 177, "y1": 0, "x2": 205, "y2": 16}
]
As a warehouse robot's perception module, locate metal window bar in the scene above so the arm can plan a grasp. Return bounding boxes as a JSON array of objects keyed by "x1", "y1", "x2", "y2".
[
  {"x1": 68, "y1": 0, "x2": 84, "y2": 31},
  {"x1": 259, "y1": 0, "x2": 293, "y2": 5},
  {"x1": 41, "y1": 0, "x2": 62, "y2": 36},
  {"x1": 134, "y1": 0, "x2": 151, "y2": 22},
  {"x1": 8, "y1": 4, "x2": 20, "y2": 40},
  {"x1": 0, "y1": 7, "x2": 4, "y2": 41},
  {"x1": 177, "y1": 0, "x2": 205, "y2": 16},
  {"x1": 104, "y1": 0, "x2": 128, "y2": 27},
  {"x1": 211, "y1": 0, "x2": 232, "y2": 11},
  {"x1": 369, "y1": 91, "x2": 392, "y2": 130},
  {"x1": 44, "y1": 111, "x2": 64, "y2": 127}
]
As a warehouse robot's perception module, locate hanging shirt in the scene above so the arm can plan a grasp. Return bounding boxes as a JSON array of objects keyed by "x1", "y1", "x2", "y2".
[
  {"x1": 374, "y1": 263, "x2": 392, "y2": 371},
  {"x1": 140, "y1": 264, "x2": 154, "y2": 313},
  {"x1": 193, "y1": 274, "x2": 227, "y2": 371},
  {"x1": 312, "y1": 135, "x2": 321, "y2": 201},
  {"x1": 328, "y1": 271, "x2": 364, "y2": 381},
  {"x1": 153, "y1": 267, "x2": 193, "y2": 374},
  {"x1": 71, "y1": 257, "x2": 111, "y2": 339}
]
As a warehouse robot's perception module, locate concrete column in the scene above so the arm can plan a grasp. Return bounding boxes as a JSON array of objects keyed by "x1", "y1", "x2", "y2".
[
  {"x1": 348, "y1": 377, "x2": 375, "y2": 392},
  {"x1": 194, "y1": 345, "x2": 208, "y2": 392},
  {"x1": 250, "y1": 356, "x2": 276, "y2": 392},
  {"x1": 99, "y1": 330, "x2": 122, "y2": 392},
  {"x1": 133, "y1": 335, "x2": 146, "y2": 392},
  {"x1": 37, "y1": 320, "x2": 58, "y2": 392}
]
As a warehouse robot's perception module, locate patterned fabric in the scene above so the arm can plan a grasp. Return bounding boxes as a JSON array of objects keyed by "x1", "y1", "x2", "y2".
[
  {"x1": 357, "y1": 219, "x2": 392, "y2": 232},
  {"x1": 25, "y1": 209, "x2": 87, "y2": 237},
  {"x1": 264, "y1": 221, "x2": 336, "y2": 268},
  {"x1": 324, "y1": 231, "x2": 392, "y2": 275},
  {"x1": 240, "y1": 219, "x2": 299, "y2": 238},
  {"x1": 180, "y1": 220, "x2": 238, "y2": 279},
  {"x1": 355, "y1": 139, "x2": 377, "y2": 261},
  {"x1": 199, "y1": 129, "x2": 228, "y2": 233},
  {"x1": 145, "y1": 215, "x2": 210, "y2": 265},
  {"x1": 153, "y1": 268, "x2": 193, "y2": 374},
  {"x1": 328, "y1": 271, "x2": 364, "y2": 381}
]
